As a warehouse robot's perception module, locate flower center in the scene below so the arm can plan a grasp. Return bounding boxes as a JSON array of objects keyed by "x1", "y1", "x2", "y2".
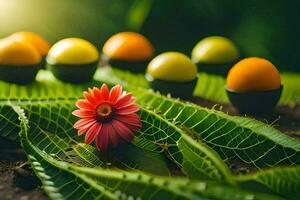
[{"x1": 96, "y1": 103, "x2": 113, "y2": 122}]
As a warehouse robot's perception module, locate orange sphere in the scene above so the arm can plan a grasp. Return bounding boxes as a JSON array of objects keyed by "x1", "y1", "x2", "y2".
[
  {"x1": 0, "y1": 38, "x2": 41, "y2": 65},
  {"x1": 103, "y1": 32, "x2": 154, "y2": 61},
  {"x1": 226, "y1": 57, "x2": 281, "y2": 92},
  {"x1": 10, "y1": 32, "x2": 50, "y2": 56}
]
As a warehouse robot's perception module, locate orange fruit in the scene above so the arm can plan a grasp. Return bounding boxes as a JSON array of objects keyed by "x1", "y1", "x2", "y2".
[
  {"x1": 103, "y1": 32, "x2": 154, "y2": 61},
  {"x1": 227, "y1": 57, "x2": 281, "y2": 92},
  {"x1": 10, "y1": 31, "x2": 50, "y2": 56},
  {"x1": 0, "y1": 38, "x2": 41, "y2": 65}
]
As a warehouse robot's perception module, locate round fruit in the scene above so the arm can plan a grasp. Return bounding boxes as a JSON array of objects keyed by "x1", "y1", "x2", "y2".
[
  {"x1": 0, "y1": 38, "x2": 41, "y2": 65},
  {"x1": 146, "y1": 52, "x2": 198, "y2": 98},
  {"x1": 0, "y1": 38, "x2": 41, "y2": 84},
  {"x1": 46, "y1": 38, "x2": 99, "y2": 83},
  {"x1": 226, "y1": 57, "x2": 281, "y2": 92},
  {"x1": 225, "y1": 57, "x2": 282, "y2": 115},
  {"x1": 103, "y1": 32, "x2": 154, "y2": 61},
  {"x1": 102, "y1": 32, "x2": 154, "y2": 73},
  {"x1": 47, "y1": 38, "x2": 99, "y2": 65},
  {"x1": 10, "y1": 31, "x2": 50, "y2": 56},
  {"x1": 147, "y1": 52, "x2": 197, "y2": 81},
  {"x1": 192, "y1": 36, "x2": 239, "y2": 64}
]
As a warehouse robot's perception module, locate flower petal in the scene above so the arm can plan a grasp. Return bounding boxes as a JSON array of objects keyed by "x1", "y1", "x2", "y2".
[
  {"x1": 73, "y1": 118, "x2": 95, "y2": 129},
  {"x1": 116, "y1": 118, "x2": 142, "y2": 133},
  {"x1": 117, "y1": 113, "x2": 142, "y2": 132},
  {"x1": 85, "y1": 123, "x2": 102, "y2": 144},
  {"x1": 109, "y1": 84, "x2": 122, "y2": 104},
  {"x1": 72, "y1": 109, "x2": 95, "y2": 118},
  {"x1": 95, "y1": 123, "x2": 109, "y2": 151},
  {"x1": 100, "y1": 84, "x2": 109, "y2": 100},
  {"x1": 91, "y1": 87, "x2": 103, "y2": 104},
  {"x1": 75, "y1": 99, "x2": 95, "y2": 110},
  {"x1": 111, "y1": 120, "x2": 134, "y2": 142},
  {"x1": 114, "y1": 93, "x2": 136, "y2": 109},
  {"x1": 106, "y1": 124, "x2": 118, "y2": 147},
  {"x1": 84, "y1": 91, "x2": 97, "y2": 105},
  {"x1": 117, "y1": 105, "x2": 140, "y2": 115},
  {"x1": 78, "y1": 128, "x2": 87, "y2": 136},
  {"x1": 115, "y1": 113, "x2": 142, "y2": 127},
  {"x1": 119, "y1": 121, "x2": 141, "y2": 132}
]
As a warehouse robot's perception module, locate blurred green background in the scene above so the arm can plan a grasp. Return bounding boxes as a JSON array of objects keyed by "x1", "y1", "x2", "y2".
[{"x1": 0, "y1": 0, "x2": 299, "y2": 72}]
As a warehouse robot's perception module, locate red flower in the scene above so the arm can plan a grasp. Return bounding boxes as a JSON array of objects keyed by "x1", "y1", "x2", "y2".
[{"x1": 72, "y1": 84, "x2": 142, "y2": 151}]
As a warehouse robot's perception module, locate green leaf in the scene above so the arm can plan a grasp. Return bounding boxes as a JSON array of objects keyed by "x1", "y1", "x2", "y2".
[
  {"x1": 236, "y1": 166, "x2": 300, "y2": 199},
  {"x1": 193, "y1": 72, "x2": 228, "y2": 102},
  {"x1": 0, "y1": 73, "x2": 80, "y2": 100},
  {"x1": 94, "y1": 67, "x2": 149, "y2": 88},
  {"x1": 137, "y1": 107, "x2": 233, "y2": 182},
  {"x1": 135, "y1": 88, "x2": 300, "y2": 170},
  {"x1": 103, "y1": 141, "x2": 171, "y2": 176},
  {"x1": 15, "y1": 105, "x2": 281, "y2": 200},
  {"x1": 0, "y1": 70, "x2": 119, "y2": 102},
  {"x1": 0, "y1": 98, "x2": 232, "y2": 181},
  {"x1": 0, "y1": 99, "x2": 171, "y2": 176},
  {"x1": 0, "y1": 104, "x2": 23, "y2": 140}
]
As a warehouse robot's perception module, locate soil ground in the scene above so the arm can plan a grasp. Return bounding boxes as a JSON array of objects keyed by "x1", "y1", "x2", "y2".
[
  {"x1": 0, "y1": 139, "x2": 47, "y2": 200},
  {"x1": 0, "y1": 99, "x2": 299, "y2": 200}
]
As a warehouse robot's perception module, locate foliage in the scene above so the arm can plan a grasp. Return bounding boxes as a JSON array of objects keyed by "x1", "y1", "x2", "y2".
[
  {"x1": 0, "y1": 69, "x2": 300, "y2": 199},
  {"x1": 135, "y1": 88, "x2": 300, "y2": 169}
]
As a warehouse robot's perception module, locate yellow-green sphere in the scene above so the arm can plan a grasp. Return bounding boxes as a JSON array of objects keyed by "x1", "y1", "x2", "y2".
[
  {"x1": 47, "y1": 38, "x2": 99, "y2": 65},
  {"x1": 46, "y1": 38, "x2": 99, "y2": 83},
  {"x1": 147, "y1": 52, "x2": 197, "y2": 82},
  {"x1": 191, "y1": 36, "x2": 239, "y2": 64}
]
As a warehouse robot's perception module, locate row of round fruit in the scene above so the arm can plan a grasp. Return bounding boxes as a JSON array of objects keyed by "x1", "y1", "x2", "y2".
[{"x1": 0, "y1": 32, "x2": 282, "y2": 114}]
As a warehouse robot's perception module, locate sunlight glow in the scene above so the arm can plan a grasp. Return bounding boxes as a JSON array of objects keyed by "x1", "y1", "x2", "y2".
[{"x1": 0, "y1": 0, "x2": 17, "y2": 18}]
